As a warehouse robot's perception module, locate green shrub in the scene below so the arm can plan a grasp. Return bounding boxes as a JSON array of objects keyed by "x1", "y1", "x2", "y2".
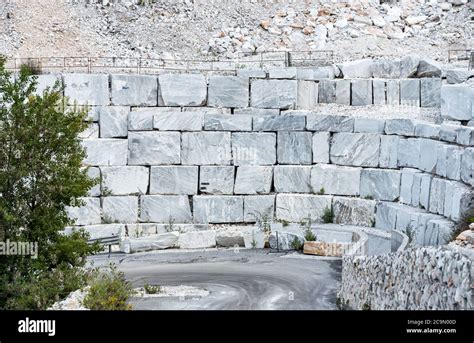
[
  {"x1": 290, "y1": 238, "x2": 304, "y2": 251},
  {"x1": 0, "y1": 57, "x2": 98, "y2": 309},
  {"x1": 83, "y1": 264, "x2": 134, "y2": 311},
  {"x1": 304, "y1": 230, "x2": 316, "y2": 242},
  {"x1": 301, "y1": 214, "x2": 317, "y2": 241},
  {"x1": 144, "y1": 283, "x2": 161, "y2": 294},
  {"x1": 321, "y1": 206, "x2": 334, "y2": 224}
]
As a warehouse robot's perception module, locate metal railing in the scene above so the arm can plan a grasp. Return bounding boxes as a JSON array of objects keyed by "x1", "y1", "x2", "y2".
[
  {"x1": 447, "y1": 49, "x2": 473, "y2": 64},
  {"x1": 4, "y1": 50, "x2": 334, "y2": 75}
]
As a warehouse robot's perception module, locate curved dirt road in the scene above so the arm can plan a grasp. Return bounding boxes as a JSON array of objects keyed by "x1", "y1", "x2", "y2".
[{"x1": 91, "y1": 249, "x2": 341, "y2": 310}]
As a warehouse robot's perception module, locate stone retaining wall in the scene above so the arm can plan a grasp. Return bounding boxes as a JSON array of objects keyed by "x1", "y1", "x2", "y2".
[
  {"x1": 339, "y1": 246, "x2": 473, "y2": 310},
  {"x1": 35, "y1": 72, "x2": 473, "y2": 244}
]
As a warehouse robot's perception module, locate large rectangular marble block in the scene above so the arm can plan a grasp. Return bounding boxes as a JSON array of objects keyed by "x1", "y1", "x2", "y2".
[
  {"x1": 181, "y1": 132, "x2": 232, "y2": 165},
  {"x1": 386, "y1": 80, "x2": 400, "y2": 106},
  {"x1": 79, "y1": 123, "x2": 99, "y2": 139},
  {"x1": 397, "y1": 138, "x2": 420, "y2": 168},
  {"x1": 312, "y1": 132, "x2": 330, "y2": 163},
  {"x1": 399, "y1": 168, "x2": 422, "y2": 205},
  {"x1": 428, "y1": 178, "x2": 446, "y2": 215},
  {"x1": 306, "y1": 114, "x2": 354, "y2": 132},
  {"x1": 268, "y1": 68, "x2": 297, "y2": 79},
  {"x1": 234, "y1": 166, "x2": 273, "y2": 194},
  {"x1": 100, "y1": 166, "x2": 149, "y2": 195},
  {"x1": 204, "y1": 114, "x2": 252, "y2": 131},
  {"x1": 372, "y1": 79, "x2": 386, "y2": 105},
  {"x1": 274, "y1": 166, "x2": 312, "y2": 193},
  {"x1": 199, "y1": 166, "x2": 235, "y2": 194},
  {"x1": 275, "y1": 194, "x2": 332, "y2": 223},
  {"x1": 297, "y1": 80, "x2": 318, "y2": 110},
  {"x1": 158, "y1": 74, "x2": 207, "y2": 107},
  {"x1": 441, "y1": 149, "x2": 465, "y2": 185},
  {"x1": 456, "y1": 126, "x2": 474, "y2": 146},
  {"x1": 461, "y1": 148, "x2": 474, "y2": 187},
  {"x1": 243, "y1": 195, "x2": 276, "y2": 222},
  {"x1": 360, "y1": 169, "x2": 401, "y2": 201},
  {"x1": 150, "y1": 166, "x2": 198, "y2": 195},
  {"x1": 128, "y1": 132, "x2": 181, "y2": 165},
  {"x1": 251, "y1": 79, "x2": 297, "y2": 109},
  {"x1": 351, "y1": 79, "x2": 372, "y2": 106},
  {"x1": 77, "y1": 224, "x2": 125, "y2": 240},
  {"x1": 418, "y1": 139, "x2": 439, "y2": 173},
  {"x1": 234, "y1": 108, "x2": 280, "y2": 116},
  {"x1": 354, "y1": 118, "x2": 385, "y2": 134},
  {"x1": 64, "y1": 74, "x2": 110, "y2": 106},
  {"x1": 128, "y1": 107, "x2": 181, "y2": 131},
  {"x1": 414, "y1": 121, "x2": 440, "y2": 139},
  {"x1": 193, "y1": 196, "x2": 244, "y2": 223},
  {"x1": 310, "y1": 164, "x2": 361, "y2": 196},
  {"x1": 414, "y1": 173, "x2": 433, "y2": 210},
  {"x1": 111, "y1": 75, "x2": 158, "y2": 106},
  {"x1": 232, "y1": 132, "x2": 276, "y2": 165},
  {"x1": 66, "y1": 197, "x2": 101, "y2": 226},
  {"x1": 154, "y1": 112, "x2": 203, "y2": 131},
  {"x1": 385, "y1": 118, "x2": 415, "y2": 136},
  {"x1": 420, "y1": 78, "x2": 441, "y2": 107},
  {"x1": 277, "y1": 131, "x2": 312, "y2": 164},
  {"x1": 443, "y1": 181, "x2": 473, "y2": 222},
  {"x1": 335, "y1": 79, "x2": 350, "y2": 105},
  {"x1": 85, "y1": 167, "x2": 101, "y2": 197},
  {"x1": 102, "y1": 196, "x2": 138, "y2": 223},
  {"x1": 140, "y1": 195, "x2": 193, "y2": 223},
  {"x1": 379, "y1": 135, "x2": 399, "y2": 169},
  {"x1": 444, "y1": 145, "x2": 463, "y2": 180},
  {"x1": 400, "y1": 79, "x2": 420, "y2": 107},
  {"x1": 375, "y1": 202, "x2": 402, "y2": 231},
  {"x1": 82, "y1": 139, "x2": 128, "y2": 166},
  {"x1": 330, "y1": 133, "x2": 380, "y2": 167},
  {"x1": 253, "y1": 115, "x2": 305, "y2": 131},
  {"x1": 99, "y1": 106, "x2": 130, "y2": 138},
  {"x1": 318, "y1": 80, "x2": 336, "y2": 103},
  {"x1": 35, "y1": 74, "x2": 62, "y2": 95},
  {"x1": 208, "y1": 76, "x2": 249, "y2": 108},
  {"x1": 333, "y1": 197, "x2": 376, "y2": 227},
  {"x1": 440, "y1": 84, "x2": 473, "y2": 121}
]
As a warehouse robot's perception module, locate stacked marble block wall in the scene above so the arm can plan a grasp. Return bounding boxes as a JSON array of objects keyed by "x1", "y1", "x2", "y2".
[
  {"x1": 247, "y1": 67, "x2": 441, "y2": 108},
  {"x1": 49, "y1": 73, "x2": 473, "y2": 245}
]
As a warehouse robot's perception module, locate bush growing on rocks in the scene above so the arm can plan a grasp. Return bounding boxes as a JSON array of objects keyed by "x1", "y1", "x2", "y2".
[{"x1": 83, "y1": 264, "x2": 134, "y2": 311}]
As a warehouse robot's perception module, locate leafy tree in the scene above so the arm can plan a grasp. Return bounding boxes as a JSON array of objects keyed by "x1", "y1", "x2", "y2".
[{"x1": 0, "y1": 58, "x2": 99, "y2": 309}]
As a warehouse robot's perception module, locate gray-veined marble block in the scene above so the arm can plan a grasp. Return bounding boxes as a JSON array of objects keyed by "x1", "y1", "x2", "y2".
[
  {"x1": 111, "y1": 74, "x2": 158, "y2": 106},
  {"x1": 274, "y1": 166, "x2": 311, "y2": 193},
  {"x1": 208, "y1": 76, "x2": 249, "y2": 108},
  {"x1": 128, "y1": 132, "x2": 181, "y2": 165},
  {"x1": 277, "y1": 131, "x2": 312, "y2": 164},
  {"x1": 150, "y1": 166, "x2": 198, "y2": 195},
  {"x1": 181, "y1": 132, "x2": 232, "y2": 165},
  {"x1": 232, "y1": 132, "x2": 276, "y2": 165}
]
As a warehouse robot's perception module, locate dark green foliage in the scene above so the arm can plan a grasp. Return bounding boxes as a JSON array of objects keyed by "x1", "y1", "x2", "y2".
[
  {"x1": 83, "y1": 264, "x2": 134, "y2": 310},
  {"x1": 321, "y1": 206, "x2": 334, "y2": 224},
  {"x1": 290, "y1": 237, "x2": 304, "y2": 251},
  {"x1": 0, "y1": 57, "x2": 99, "y2": 309},
  {"x1": 143, "y1": 283, "x2": 161, "y2": 294}
]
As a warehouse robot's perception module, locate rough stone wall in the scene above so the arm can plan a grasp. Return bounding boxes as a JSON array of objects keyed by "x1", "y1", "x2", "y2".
[
  {"x1": 35, "y1": 72, "x2": 474, "y2": 243},
  {"x1": 340, "y1": 246, "x2": 473, "y2": 310}
]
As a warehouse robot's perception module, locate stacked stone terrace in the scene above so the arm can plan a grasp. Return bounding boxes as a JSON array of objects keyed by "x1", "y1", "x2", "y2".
[{"x1": 33, "y1": 68, "x2": 472, "y2": 246}]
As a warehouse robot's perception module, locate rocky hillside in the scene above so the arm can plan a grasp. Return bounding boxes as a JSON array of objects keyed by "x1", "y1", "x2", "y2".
[{"x1": 0, "y1": 0, "x2": 472, "y2": 62}]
